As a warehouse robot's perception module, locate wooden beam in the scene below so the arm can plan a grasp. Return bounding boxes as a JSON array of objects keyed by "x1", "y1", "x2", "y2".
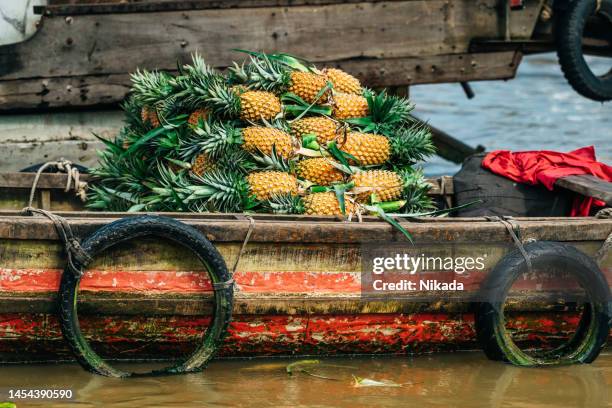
[
  {"x1": 0, "y1": 1, "x2": 535, "y2": 111},
  {"x1": 0, "y1": 212, "x2": 609, "y2": 243},
  {"x1": 555, "y1": 175, "x2": 612, "y2": 206},
  {"x1": 0, "y1": 52, "x2": 521, "y2": 111}
]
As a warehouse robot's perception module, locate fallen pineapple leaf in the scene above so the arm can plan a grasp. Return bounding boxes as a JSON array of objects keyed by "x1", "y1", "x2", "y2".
[
  {"x1": 286, "y1": 360, "x2": 348, "y2": 381},
  {"x1": 352, "y1": 375, "x2": 415, "y2": 388},
  {"x1": 286, "y1": 359, "x2": 321, "y2": 375},
  {"x1": 241, "y1": 362, "x2": 288, "y2": 372}
]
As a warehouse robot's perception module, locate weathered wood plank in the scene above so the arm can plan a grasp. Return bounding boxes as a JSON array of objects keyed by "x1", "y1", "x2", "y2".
[
  {"x1": 555, "y1": 175, "x2": 612, "y2": 206},
  {"x1": 0, "y1": 52, "x2": 521, "y2": 110},
  {"x1": 0, "y1": 213, "x2": 610, "y2": 243},
  {"x1": 0, "y1": 2, "x2": 501, "y2": 81},
  {"x1": 0, "y1": 291, "x2": 595, "y2": 316},
  {"x1": 0, "y1": 173, "x2": 91, "y2": 189}
]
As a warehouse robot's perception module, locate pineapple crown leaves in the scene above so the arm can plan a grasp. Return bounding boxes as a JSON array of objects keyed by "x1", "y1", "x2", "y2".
[
  {"x1": 236, "y1": 55, "x2": 292, "y2": 94},
  {"x1": 121, "y1": 114, "x2": 188, "y2": 159},
  {"x1": 86, "y1": 185, "x2": 142, "y2": 212},
  {"x1": 395, "y1": 167, "x2": 436, "y2": 214},
  {"x1": 250, "y1": 145, "x2": 294, "y2": 173},
  {"x1": 388, "y1": 122, "x2": 436, "y2": 166},
  {"x1": 263, "y1": 193, "x2": 306, "y2": 215},
  {"x1": 181, "y1": 119, "x2": 243, "y2": 160},
  {"x1": 234, "y1": 49, "x2": 317, "y2": 73},
  {"x1": 121, "y1": 96, "x2": 149, "y2": 134},
  {"x1": 345, "y1": 89, "x2": 414, "y2": 137},
  {"x1": 130, "y1": 69, "x2": 177, "y2": 106},
  {"x1": 188, "y1": 169, "x2": 252, "y2": 212}
]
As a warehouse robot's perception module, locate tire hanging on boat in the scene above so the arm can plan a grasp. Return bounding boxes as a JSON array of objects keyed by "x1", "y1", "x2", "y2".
[
  {"x1": 556, "y1": 0, "x2": 612, "y2": 101},
  {"x1": 58, "y1": 215, "x2": 234, "y2": 377},
  {"x1": 475, "y1": 241, "x2": 611, "y2": 366}
]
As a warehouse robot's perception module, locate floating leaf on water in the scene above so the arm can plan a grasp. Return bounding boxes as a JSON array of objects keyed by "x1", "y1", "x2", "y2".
[
  {"x1": 241, "y1": 362, "x2": 288, "y2": 372},
  {"x1": 286, "y1": 359, "x2": 321, "y2": 375},
  {"x1": 352, "y1": 375, "x2": 404, "y2": 388}
]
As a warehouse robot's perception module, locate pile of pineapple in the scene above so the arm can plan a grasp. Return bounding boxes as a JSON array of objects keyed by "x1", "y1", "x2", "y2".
[{"x1": 87, "y1": 51, "x2": 436, "y2": 219}]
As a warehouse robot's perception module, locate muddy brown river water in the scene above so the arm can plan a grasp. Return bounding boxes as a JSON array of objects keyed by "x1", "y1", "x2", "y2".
[{"x1": 0, "y1": 352, "x2": 610, "y2": 407}]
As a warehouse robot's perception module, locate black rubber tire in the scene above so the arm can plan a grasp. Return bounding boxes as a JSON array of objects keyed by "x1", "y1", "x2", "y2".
[
  {"x1": 58, "y1": 215, "x2": 234, "y2": 377},
  {"x1": 556, "y1": 0, "x2": 612, "y2": 102},
  {"x1": 475, "y1": 241, "x2": 611, "y2": 366}
]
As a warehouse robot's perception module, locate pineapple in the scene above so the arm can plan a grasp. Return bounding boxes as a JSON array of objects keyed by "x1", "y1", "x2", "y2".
[
  {"x1": 339, "y1": 132, "x2": 390, "y2": 166},
  {"x1": 188, "y1": 108, "x2": 210, "y2": 126},
  {"x1": 241, "y1": 127, "x2": 294, "y2": 158},
  {"x1": 290, "y1": 116, "x2": 340, "y2": 145},
  {"x1": 247, "y1": 171, "x2": 298, "y2": 201},
  {"x1": 232, "y1": 56, "x2": 329, "y2": 104},
  {"x1": 323, "y1": 68, "x2": 362, "y2": 95},
  {"x1": 303, "y1": 192, "x2": 355, "y2": 216},
  {"x1": 332, "y1": 93, "x2": 369, "y2": 119},
  {"x1": 297, "y1": 158, "x2": 345, "y2": 186},
  {"x1": 287, "y1": 71, "x2": 330, "y2": 104},
  {"x1": 351, "y1": 170, "x2": 403, "y2": 202},
  {"x1": 191, "y1": 152, "x2": 215, "y2": 177},
  {"x1": 237, "y1": 90, "x2": 282, "y2": 121},
  {"x1": 141, "y1": 105, "x2": 161, "y2": 128}
]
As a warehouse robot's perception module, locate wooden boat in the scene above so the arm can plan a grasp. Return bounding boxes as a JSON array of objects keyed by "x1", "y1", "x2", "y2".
[{"x1": 0, "y1": 172, "x2": 610, "y2": 363}]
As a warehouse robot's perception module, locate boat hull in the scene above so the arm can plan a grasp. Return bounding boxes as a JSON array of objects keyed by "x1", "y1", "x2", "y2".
[{"x1": 0, "y1": 212, "x2": 610, "y2": 362}]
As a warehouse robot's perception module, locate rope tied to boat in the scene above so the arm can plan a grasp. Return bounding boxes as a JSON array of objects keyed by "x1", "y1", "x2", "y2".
[
  {"x1": 21, "y1": 207, "x2": 92, "y2": 277},
  {"x1": 27, "y1": 159, "x2": 88, "y2": 208},
  {"x1": 217, "y1": 215, "x2": 255, "y2": 291},
  {"x1": 595, "y1": 207, "x2": 612, "y2": 266},
  {"x1": 484, "y1": 215, "x2": 533, "y2": 272}
]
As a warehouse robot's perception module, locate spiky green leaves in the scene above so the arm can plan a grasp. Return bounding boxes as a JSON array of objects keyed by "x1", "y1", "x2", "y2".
[
  {"x1": 189, "y1": 170, "x2": 254, "y2": 212},
  {"x1": 397, "y1": 168, "x2": 436, "y2": 214},
  {"x1": 388, "y1": 123, "x2": 436, "y2": 167},
  {"x1": 344, "y1": 89, "x2": 414, "y2": 136},
  {"x1": 180, "y1": 119, "x2": 243, "y2": 160},
  {"x1": 264, "y1": 194, "x2": 306, "y2": 214}
]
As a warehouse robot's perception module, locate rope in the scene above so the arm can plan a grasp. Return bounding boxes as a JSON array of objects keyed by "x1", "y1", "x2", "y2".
[
  {"x1": 594, "y1": 207, "x2": 612, "y2": 266},
  {"x1": 27, "y1": 159, "x2": 88, "y2": 208},
  {"x1": 212, "y1": 215, "x2": 255, "y2": 290},
  {"x1": 21, "y1": 207, "x2": 92, "y2": 277},
  {"x1": 485, "y1": 215, "x2": 533, "y2": 272}
]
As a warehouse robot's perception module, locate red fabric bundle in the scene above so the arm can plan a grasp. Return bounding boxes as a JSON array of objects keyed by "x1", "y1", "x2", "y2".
[{"x1": 482, "y1": 146, "x2": 612, "y2": 216}]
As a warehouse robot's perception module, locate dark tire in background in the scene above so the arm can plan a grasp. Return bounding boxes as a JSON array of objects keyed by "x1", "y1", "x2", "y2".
[{"x1": 556, "y1": 0, "x2": 612, "y2": 102}]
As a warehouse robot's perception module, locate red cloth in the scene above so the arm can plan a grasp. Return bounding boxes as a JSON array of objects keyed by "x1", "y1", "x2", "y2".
[{"x1": 482, "y1": 146, "x2": 612, "y2": 216}]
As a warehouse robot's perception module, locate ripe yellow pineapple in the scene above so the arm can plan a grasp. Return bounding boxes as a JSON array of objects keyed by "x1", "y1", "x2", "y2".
[
  {"x1": 247, "y1": 171, "x2": 298, "y2": 201},
  {"x1": 351, "y1": 170, "x2": 403, "y2": 202},
  {"x1": 332, "y1": 93, "x2": 369, "y2": 120},
  {"x1": 141, "y1": 105, "x2": 161, "y2": 128},
  {"x1": 239, "y1": 91, "x2": 282, "y2": 121},
  {"x1": 303, "y1": 192, "x2": 355, "y2": 216},
  {"x1": 290, "y1": 117, "x2": 340, "y2": 145},
  {"x1": 288, "y1": 72, "x2": 329, "y2": 104},
  {"x1": 241, "y1": 127, "x2": 295, "y2": 158},
  {"x1": 188, "y1": 108, "x2": 210, "y2": 126},
  {"x1": 323, "y1": 68, "x2": 362, "y2": 95},
  {"x1": 191, "y1": 152, "x2": 215, "y2": 177},
  {"x1": 339, "y1": 132, "x2": 390, "y2": 166},
  {"x1": 297, "y1": 158, "x2": 345, "y2": 186}
]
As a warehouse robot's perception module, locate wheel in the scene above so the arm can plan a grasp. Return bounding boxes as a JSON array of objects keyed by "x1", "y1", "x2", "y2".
[
  {"x1": 475, "y1": 241, "x2": 611, "y2": 366},
  {"x1": 556, "y1": 0, "x2": 612, "y2": 101},
  {"x1": 58, "y1": 215, "x2": 234, "y2": 377}
]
